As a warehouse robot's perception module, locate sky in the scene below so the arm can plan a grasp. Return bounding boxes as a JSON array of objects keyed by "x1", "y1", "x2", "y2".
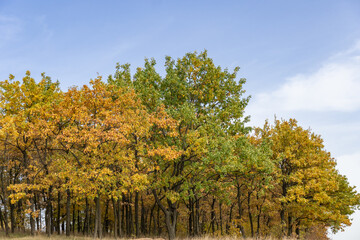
[{"x1": 1, "y1": 0, "x2": 360, "y2": 239}]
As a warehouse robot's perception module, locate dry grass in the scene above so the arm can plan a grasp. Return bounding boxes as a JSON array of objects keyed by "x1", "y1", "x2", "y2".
[{"x1": 0, "y1": 232, "x2": 297, "y2": 240}]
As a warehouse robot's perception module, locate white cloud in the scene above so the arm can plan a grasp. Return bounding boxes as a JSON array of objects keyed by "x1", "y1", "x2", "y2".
[
  {"x1": 332, "y1": 151, "x2": 360, "y2": 240},
  {"x1": 246, "y1": 43, "x2": 360, "y2": 240},
  {"x1": 0, "y1": 15, "x2": 21, "y2": 47},
  {"x1": 336, "y1": 152, "x2": 360, "y2": 189},
  {"x1": 248, "y1": 42, "x2": 360, "y2": 116}
]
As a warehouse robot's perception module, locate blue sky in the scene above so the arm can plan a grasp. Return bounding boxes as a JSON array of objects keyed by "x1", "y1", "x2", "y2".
[{"x1": 1, "y1": 1, "x2": 360, "y2": 239}]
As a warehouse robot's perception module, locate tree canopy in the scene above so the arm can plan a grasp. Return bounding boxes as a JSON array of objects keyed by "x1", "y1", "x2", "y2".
[{"x1": 0, "y1": 51, "x2": 358, "y2": 240}]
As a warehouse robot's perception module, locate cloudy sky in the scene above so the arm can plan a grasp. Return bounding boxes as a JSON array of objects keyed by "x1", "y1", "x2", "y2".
[{"x1": 1, "y1": 1, "x2": 360, "y2": 239}]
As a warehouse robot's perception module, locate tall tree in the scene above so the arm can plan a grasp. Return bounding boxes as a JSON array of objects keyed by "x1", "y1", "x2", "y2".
[
  {"x1": 260, "y1": 119, "x2": 360, "y2": 237},
  {"x1": 124, "y1": 51, "x2": 250, "y2": 240}
]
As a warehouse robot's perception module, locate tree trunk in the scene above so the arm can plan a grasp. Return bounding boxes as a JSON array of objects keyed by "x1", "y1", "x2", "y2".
[
  {"x1": 62, "y1": 214, "x2": 65, "y2": 233},
  {"x1": 2, "y1": 201, "x2": 9, "y2": 237},
  {"x1": 9, "y1": 201, "x2": 15, "y2": 233},
  {"x1": 128, "y1": 194, "x2": 133, "y2": 236},
  {"x1": 35, "y1": 194, "x2": 40, "y2": 231},
  {"x1": 72, "y1": 203, "x2": 76, "y2": 233},
  {"x1": 66, "y1": 189, "x2": 71, "y2": 237},
  {"x1": 295, "y1": 219, "x2": 300, "y2": 239},
  {"x1": 0, "y1": 168, "x2": 10, "y2": 237},
  {"x1": 140, "y1": 195, "x2": 146, "y2": 235},
  {"x1": 219, "y1": 202, "x2": 223, "y2": 235},
  {"x1": 135, "y1": 191, "x2": 139, "y2": 237},
  {"x1": 88, "y1": 207, "x2": 92, "y2": 235},
  {"x1": 164, "y1": 210, "x2": 177, "y2": 240},
  {"x1": 195, "y1": 196, "x2": 200, "y2": 235},
  {"x1": 149, "y1": 203, "x2": 155, "y2": 235},
  {"x1": 188, "y1": 197, "x2": 193, "y2": 236},
  {"x1": 30, "y1": 195, "x2": 35, "y2": 235},
  {"x1": 247, "y1": 191, "x2": 254, "y2": 238},
  {"x1": 121, "y1": 199, "x2": 125, "y2": 236},
  {"x1": 0, "y1": 208, "x2": 4, "y2": 231},
  {"x1": 210, "y1": 198, "x2": 216, "y2": 234},
  {"x1": 51, "y1": 195, "x2": 54, "y2": 234},
  {"x1": 157, "y1": 204, "x2": 161, "y2": 236},
  {"x1": 236, "y1": 183, "x2": 246, "y2": 238},
  {"x1": 94, "y1": 196, "x2": 102, "y2": 239},
  {"x1": 226, "y1": 203, "x2": 234, "y2": 234},
  {"x1": 112, "y1": 198, "x2": 117, "y2": 239},
  {"x1": 257, "y1": 209, "x2": 261, "y2": 236},
  {"x1": 77, "y1": 208, "x2": 81, "y2": 233},
  {"x1": 281, "y1": 179, "x2": 288, "y2": 236},
  {"x1": 287, "y1": 215, "x2": 293, "y2": 237},
  {"x1": 153, "y1": 190, "x2": 177, "y2": 240},
  {"x1": 103, "y1": 199, "x2": 109, "y2": 235},
  {"x1": 124, "y1": 195, "x2": 129, "y2": 236},
  {"x1": 117, "y1": 199, "x2": 122, "y2": 237},
  {"x1": 45, "y1": 187, "x2": 52, "y2": 237},
  {"x1": 83, "y1": 197, "x2": 89, "y2": 235},
  {"x1": 57, "y1": 191, "x2": 61, "y2": 234}
]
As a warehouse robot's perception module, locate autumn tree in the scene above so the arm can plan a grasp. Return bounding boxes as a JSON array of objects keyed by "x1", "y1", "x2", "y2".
[
  {"x1": 55, "y1": 77, "x2": 151, "y2": 238},
  {"x1": 118, "y1": 51, "x2": 250, "y2": 240},
  {"x1": 259, "y1": 119, "x2": 360, "y2": 238},
  {"x1": 1, "y1": 52, "x2": 359, "y2": 240},
  {"x1": 0, "y1": 72, "x2": 62, "y2": 236}
]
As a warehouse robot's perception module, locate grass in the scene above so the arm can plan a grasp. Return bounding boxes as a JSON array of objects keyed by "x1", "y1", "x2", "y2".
[{"x1": 0, "y1": 232, "x2": 297, "y2": 240}]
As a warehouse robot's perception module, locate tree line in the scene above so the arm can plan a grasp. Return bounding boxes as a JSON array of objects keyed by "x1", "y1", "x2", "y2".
[{"x1": 0, "y1": 51, "x2": 359, "y2": 240}]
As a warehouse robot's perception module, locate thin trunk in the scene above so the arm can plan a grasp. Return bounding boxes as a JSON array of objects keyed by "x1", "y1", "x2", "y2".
[
  {"x1": 247, "y1": 191, "x2": 254, "y2": 238},
  {"x1": 128, "y1": 194, "x2": 133, "y2": 236},
  {"x1": 236, "y1": 183, "x2": 246, "y2": 238},
  {"x1": 195, "y1": 196, "x2": 200, "y2": 235},
  {"x1": 226, "y1": 203, "x2": 234, "y2": 234},
  {"x1": 219, "y1": 202, "x2": 223, "y2": 235},
  {"x1": 2, "y1": 201, "x2": 9, "y2": 237},
  {"x1": 256, "y1": 192, "x2": 266, "y2": 237},
  {"x1": 104, "y1": 199, "x2": 109, "y2": 235},
  {"x1": 72, "y1": 203, "x2": 75, "y2": 233},
  {"x1": 89, "y1": 207, "x2": 92, "y2": 235},
  {"x1": 188, "y1": 197, "x2": 193, "y2": 236},
  {"x1": 62, "y1": 214, "x2": 65, "y2": 233},
  {"x1": 0, "y1": 208, "x2": 4, "y2": 230},
  {"x1": 124, "y1": 196, "x2": 129, "y2": 236},
  {"x1": 281, "y1": 179, "x2": 287, "y2": 236},
  {"x1": 83, "y1": 197, "x2": 89, "y2": 235},
  {"x1": 287, "y1": 215, "x2": 293, "y2": 237},
  {"x1": 112, "y1": 198, "x2": 117, "y2": 239},
  {"x1": 135, "y1": 191, "x2": 139, "y2": 237},
  {"x1": 34, "y1": 194, "x2": 40, "y2": 231},
  {"x1": 9, "y1": 201, "x2": 15, "y2": 233},
  {"x1": 66, "y1": 189, "x2": 71, "y2": 237},
  {"x1": 45, "y1": 187, "x2": 53, "y2": 237},
  {"x1": 121, "y1": 199, "x2": 125, "y2": 236},
  {"x1": 0, "y1": 168, "x2": 10, "y2": 237},
  {"x1": 51, "y1": 195, "x2": 54, "y2": 234},
  {"x1": 57, "y1": 191, "x2": 61, "y2": 234},
  {"x1": 140, "y1": 195, "x2": 146, "y2": 235},
  {"x1": 94, "y1": 198, "x2": 98, "y2": 239},
  {"x1": 77, "y1": 209, "x2": 81, "y2": 233},
  {"x1": 257, "y1": 209, "x2": 261, "y2": 237},
  {"x1": 149, "y1": 203, "x2": 155, "y2": 235},
  {"x1": 117, "y1": 199, "x2": 122, "y2": 237},
  {"x1": 210, "y1": 198, "x2": 216, "y2": 234},
  {"x1": 98, "y1": 197, "x2": 102, "y2": 238},
  {"x1": 157, "y1": 203, "x2": 161, "y2": 236},
  {"x1": 30, "y1": 195, "x2": 35, "y2": 235},
  {"x1": 295, "y1": 220, "x2": 300, "y2": 239}
]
